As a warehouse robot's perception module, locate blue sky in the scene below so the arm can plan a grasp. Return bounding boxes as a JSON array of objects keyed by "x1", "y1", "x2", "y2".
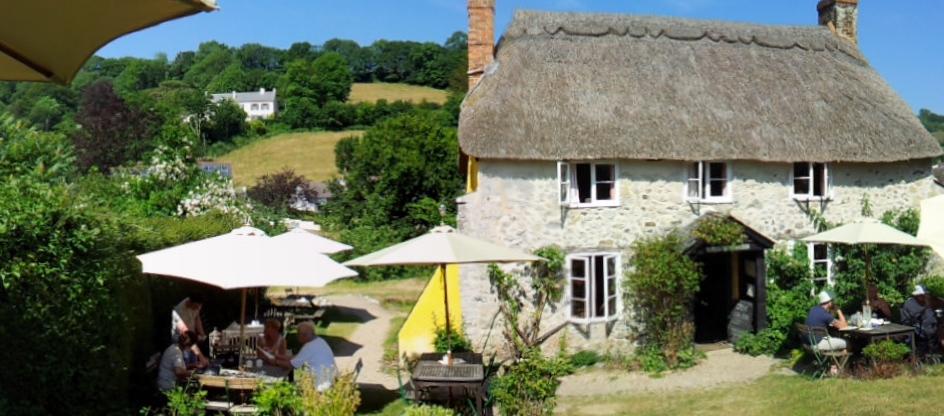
[{"x1": 100, "y1": 0, "x2": 943, "y2": 112}]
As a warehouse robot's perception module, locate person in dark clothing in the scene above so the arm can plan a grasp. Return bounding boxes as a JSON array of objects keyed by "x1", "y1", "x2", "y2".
[
  {"x1": 805, "y1": 291, "x2": 848, "y2": 351},
  {"x1": 901, "y1": 285, "x2": 939, "y2": 355},
  {"x1": 867, "y1": 284, "x2": 893, "y2": 320}
]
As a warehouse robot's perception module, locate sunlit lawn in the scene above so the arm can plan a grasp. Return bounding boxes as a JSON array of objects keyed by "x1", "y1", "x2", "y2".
[
  {"x1": 349, "y1": 82, "x2": 448, "y2": 105},
  {"x1": 214, "y1": 130, "x2": 363, "y2": 187},
  {"x1": 556, "y1": 373, "x2": 944, "y2": 416},
  {"x1": 269, "y1": 275, "x2": 427, "y2": 314}
]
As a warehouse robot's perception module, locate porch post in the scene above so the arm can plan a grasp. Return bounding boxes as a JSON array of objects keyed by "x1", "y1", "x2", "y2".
[{"x1": 754, "y1": 251, "x2": 768, "y2": 331}]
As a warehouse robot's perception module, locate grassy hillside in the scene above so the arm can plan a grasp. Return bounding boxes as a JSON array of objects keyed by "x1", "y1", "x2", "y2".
[
  {"x1": 215, "y1": 131, "x2": 363, "y2": 187},
  {"x1": 349, "y1": 82, "x2": 448, "y2": 104}
]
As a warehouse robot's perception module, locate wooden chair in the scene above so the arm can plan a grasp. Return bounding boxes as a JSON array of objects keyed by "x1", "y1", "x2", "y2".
[{"x1": 795, "y1": 323, "x2": 849, "y2": 378}]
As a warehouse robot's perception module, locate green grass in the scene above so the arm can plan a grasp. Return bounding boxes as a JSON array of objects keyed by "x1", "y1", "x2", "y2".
[
  {"x1": 214, "y1": 130, "x2": 362, "y2": 187},
  {"x1": 270, "y1": 276, "x2": 426, "y2": 314},
  {"x1": 349, "y1": 83, "x2": 448, "y2": 105},
  {"x1": 382, "y1": 316, "x2": 407, "y2": 369},
  {"x1": 556, "y1": 372, "x2": 944, "y2": 415}
]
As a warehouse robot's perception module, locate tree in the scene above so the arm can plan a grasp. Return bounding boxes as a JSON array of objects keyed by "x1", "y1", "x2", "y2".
[
  {"x1": 184, "y1": 42, "x2": 235, "y2": 89},
  {"x1": 71, "y1": 80, "x2": 160, "y2": 171},
  {"x1": 247, "y1": 169, "x2": 318, "y2": 211},
  {"x1": 323, "y1": 38, "x2": 374, "y2": 82},
  {"x1": 279, "y1": 96, "x2": 320, "y2": 129},
  {"x1": 236, "y1": 43, "x2": 283, "y2": 71},
  {"x1": 285, "y1": 41, "x2": 318, "y2": 63},
  {"x1": 204, "y1": 99, "x2": 248, "y2": 143},
  {"x1": 206, "y1": 63, "x2": 250, "y2": 93},
  {"x1": 26, "y1": 96, "x2": 63, "y2": 131},
  {"x1": 114, "y1": 56, "x2": 168, "y2": 93},
  {"x1": 278, "y1": 59, "x2": 318, "y2": 101},
  {"x1": 311, "y1": 52, "x2": 354, "y2": 105}
]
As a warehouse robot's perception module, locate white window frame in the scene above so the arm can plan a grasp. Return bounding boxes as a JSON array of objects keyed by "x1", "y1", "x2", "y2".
[
  {"x1": 684, "y1": 161, "x2": 733, "y2": 204},
  {"x1": 808, "y1": 242, "x2": 833, "y2": 287},
  {"x1": 567, "y1": 253, "x2": 621, "y2": 323},
  {"x1": 557, "y1": 161, "x2": 619, "y2": 208},
  {"x1": 791, "y1": 162, "x2": 831, "y2": 201}
]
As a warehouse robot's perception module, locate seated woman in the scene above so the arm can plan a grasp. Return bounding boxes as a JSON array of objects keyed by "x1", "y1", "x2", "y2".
[
  {"x1": 256, "y1": 318, "x2": 290, "y2": 360},
  {"x1": 867, "y1": 284, "x2": 893, "y2": 321}
]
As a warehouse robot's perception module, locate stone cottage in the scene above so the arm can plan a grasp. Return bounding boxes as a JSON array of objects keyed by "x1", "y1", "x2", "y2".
[{"x1": 455, "y1": 0, "x2": 942, "y2": 351}]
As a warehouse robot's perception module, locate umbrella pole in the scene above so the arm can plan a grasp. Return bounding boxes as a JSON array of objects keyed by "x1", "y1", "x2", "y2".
[
  {"x1": 441, "y1": 263, "x2": 451, "y2": 345},
  {"x1": 239, "y1": 288, "x2": 247, "y2": 370}
]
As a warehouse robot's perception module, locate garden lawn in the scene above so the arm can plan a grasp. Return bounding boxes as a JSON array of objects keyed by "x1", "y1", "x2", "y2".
[
  {"x1": 269, "y1": 275, "x2": 426, "y2": 314},
  {"x1": 348, "y1": 83, "x2": 448, "y2": 104},
  {"x1": 556, "y1": 373, "x2": 944, "y2": 416},
  {"x1": 214, "y1": 130, "x2": 362, "y2": 186}
]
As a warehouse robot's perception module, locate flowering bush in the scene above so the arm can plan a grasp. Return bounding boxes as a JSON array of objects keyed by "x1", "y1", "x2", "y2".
[{"x1": 176, "y1": 174, "x2": 251, "y2": 219}]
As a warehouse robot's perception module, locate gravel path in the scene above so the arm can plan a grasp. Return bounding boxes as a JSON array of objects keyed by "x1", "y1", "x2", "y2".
[
  {"x1": 324, "y1": 294, "x2": 399, "y2": 390},
  {"x1": 558, "y1": 348, "x2": 785, "y2": 397}
]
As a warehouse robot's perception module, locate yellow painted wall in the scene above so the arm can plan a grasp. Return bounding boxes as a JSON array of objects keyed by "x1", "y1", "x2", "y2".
[
  {"x1": 398, "y1": 264, "x2": 462, "y2": 359},
  {"x1": 466, "y1": 157, "x2": 479, "y2": 193}
]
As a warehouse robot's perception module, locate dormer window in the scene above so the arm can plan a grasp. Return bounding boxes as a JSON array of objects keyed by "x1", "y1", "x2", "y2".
[
  {"x1": 793, "y1": 162, "x2": 830, "y2": 200},
  {"x1": 685, "y1": 161, "x2": 732, "y2": 203},
  {"x1": 557, "y1": 161, "x2": 618, "y2": 208}
]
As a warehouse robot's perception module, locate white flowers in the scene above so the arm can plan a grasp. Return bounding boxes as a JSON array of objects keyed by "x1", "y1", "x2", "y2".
[{"x1": 177, "y1": 174, "x2": 252, "y2": 220}]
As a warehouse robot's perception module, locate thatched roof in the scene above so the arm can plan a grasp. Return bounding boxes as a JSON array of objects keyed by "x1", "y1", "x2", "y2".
[{"x1": 459, "y1": 11, "x2": 942, "y2": 163}]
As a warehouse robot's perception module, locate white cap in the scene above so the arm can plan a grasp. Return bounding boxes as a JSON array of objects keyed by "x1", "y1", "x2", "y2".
[
  {"x1": 913, "y1": 285, "x2": 926, "y2": 296},
  {"x1": 817, "y1": 290, "x2": 833, "y2": 304}
]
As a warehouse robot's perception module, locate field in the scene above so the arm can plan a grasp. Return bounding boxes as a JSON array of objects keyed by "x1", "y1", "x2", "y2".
[
  {"x1": 214, "y1": 130, "x2": 362, "y2": 186},
  {"x1": 349, "y1": 82, "x2": 448, "y2": 105}
]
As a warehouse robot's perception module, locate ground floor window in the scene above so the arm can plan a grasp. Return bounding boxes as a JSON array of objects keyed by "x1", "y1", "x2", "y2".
[
  {"x1": 568, "y1": 253, "x2": 620, "y2": 322},
  {"x1": 808, "y1": 242, "x2": 833, "y2": 289}
]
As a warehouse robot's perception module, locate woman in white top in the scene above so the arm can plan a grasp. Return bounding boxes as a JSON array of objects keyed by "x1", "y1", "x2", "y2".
[{"x1": 257, "y1": 318, "x2": 290, "y2": 360}]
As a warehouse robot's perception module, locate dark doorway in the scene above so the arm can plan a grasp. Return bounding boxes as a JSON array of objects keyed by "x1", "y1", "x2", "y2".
[{"x1": 694, "y1": 253, "x2": 733, "y2": 343}]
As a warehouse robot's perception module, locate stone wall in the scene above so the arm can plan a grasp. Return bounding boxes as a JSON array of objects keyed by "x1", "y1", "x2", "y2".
[{"x1": 457, "y1": 158, "x2": 939, "y2": 353}]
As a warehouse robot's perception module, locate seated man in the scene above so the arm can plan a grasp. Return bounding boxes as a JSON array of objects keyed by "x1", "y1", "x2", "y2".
[
  {"x1": 264, "y1": 321, "x2": 336, "y2": 391},
  {"x1": 805, "y1": 291, "x2": 848, "y2": 351},
  {"x1": 171, "y1": 294, "x2": 208, "y2": 368},
  {"x1": 157, "y1": 331, "x2": 198, "y2": 392},
  {"x1": 901, "y1": 284, "x2": 938, "y2": 355}
]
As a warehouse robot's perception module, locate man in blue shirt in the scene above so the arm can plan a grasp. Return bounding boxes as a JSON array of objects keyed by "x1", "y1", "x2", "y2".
[{"x1": 805, "y1": 291, "x2": 848, "y2": 351}]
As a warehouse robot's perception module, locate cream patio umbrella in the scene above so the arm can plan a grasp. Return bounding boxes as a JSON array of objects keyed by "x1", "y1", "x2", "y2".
[
  {"x1": 344, "y1": 225, "x2": 541, "y2": 342},
  {"x1": 802, "y1": 218, "x2": 929, "y2": 300},
  {"x1": 918, "y1": 194, "x2": 944, "y2": 259},
  {"x1": 271, "y1": 228, "x2": 353, "y2": 255},
  {"x1": 137, "y1": 225, "x2": 358, "y2": 366},
  {"x1": 0, "y1": 0, "x2": 217, "y2": 84}
]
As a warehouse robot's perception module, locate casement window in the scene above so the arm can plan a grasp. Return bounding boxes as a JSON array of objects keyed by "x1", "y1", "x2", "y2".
[
  {"x1": 685, "y1": 161, "x2": 732, "y2": 203},
  {"x1": 557, "y1": 161, "x2": 618, "y2": 207},
  {"x1": 808, "y1": 242, "x2": 833, "y2": 287},
  {"x1": 792, "y1": 162, "x2": 830, "y2": 200},
  {"x1": 251, "y1": 103, "x2": 259, "y2": 111},
  {"x1": 568, "y1": 253, "x2": 620, "y2": 322},
  {"x1": 261, "y1": 103, "x2": 270, "y2": 111}
]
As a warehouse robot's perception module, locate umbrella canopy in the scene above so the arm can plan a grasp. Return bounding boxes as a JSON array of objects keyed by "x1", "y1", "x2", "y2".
[
  {"x1": 344, "y1": 225, "x2": 541, "y2": 267},
  {"x1": 270, "y1": 228, "x2": 352, "y2": 255},
  {"x1": 919, "y1": 195, "x2": 944, "y2": 259},
  {"x1": 0, "y1": 0, "x2": 217, "y2": 84},
  {"x1": 137, "y1": 226, "x2": 358, "y2": 290},
  {"x1": 801, "y1": 219, "x2": 927, "y2": 246}
]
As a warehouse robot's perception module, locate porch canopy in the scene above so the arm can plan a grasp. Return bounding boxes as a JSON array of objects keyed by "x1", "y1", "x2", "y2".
[{"x1": 0, "y1": 0, "x2": 217, "y2": 84}]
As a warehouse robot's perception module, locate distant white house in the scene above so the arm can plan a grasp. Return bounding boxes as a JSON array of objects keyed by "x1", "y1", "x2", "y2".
[{"x1": 210, "y1": 88, "x2": 277, "y2": 120}]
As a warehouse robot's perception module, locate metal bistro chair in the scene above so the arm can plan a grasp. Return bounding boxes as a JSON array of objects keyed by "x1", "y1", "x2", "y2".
[{"x1": 795, "y1": 323, "x2": 850, "y2": 378}]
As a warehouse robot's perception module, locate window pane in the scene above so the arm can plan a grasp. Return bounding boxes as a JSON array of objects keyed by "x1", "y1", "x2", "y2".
[
  {"x1": 596, "y1": 183, "x2": 613, "y2": 201},
  {"x1": 571, "y1": 300, "x2": 586, "y2": 319},
  {"x1": 688, "y1": 162, "x2": 700, "y2": 180},
  {"x1": 793, "y1": 163, "x2": 809, "y2": 179},
  {"x1": 606, "y1": 257, "x2": 617, "y2": 277},
  {"x1": 570, "y1": 258, "x2": 586, "y2": 278},
  {"x1": 594, "y1": 256, "x2": 605, "y2": 318},
  {"x1": 794, "y1": 178, "x2": 810, "y2": 195},
  {"x1": 812, "y1": 244, "x2": 828, "y2": 261},
  {"x1": 687, "y1": 179, "x2": 701, "y2": 199},
  {"x1": 709, "y1": 179, "x2": 726, "y2": 197},
  {"x1": 608, "y1": 297, "x2": 617, "y2": 317},
  {"x1": 576, "y1": 164, "x2": 592, "y2": 203},
  {"x1": 607, "y1": 277, "x2": 616, "y2": 296},
  {"x1": 812, "y1": 163, "x2": 826, "y2": 197},
  {"x1": 595, "y1": 164, "x2": 614, "y2": 182},
  {"x1": 708, "y1": 162, "x2": 726, "y2": 180},
  {"x1": 571, "y1": 279, "x2": 586, "y2": 299},
  {"x1": 560, "y1": 184, "x2": 569, "y2": 203}
]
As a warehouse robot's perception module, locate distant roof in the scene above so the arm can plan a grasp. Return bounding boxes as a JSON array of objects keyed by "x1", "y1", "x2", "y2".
[
  {"x1": 211, "y1": 89, "x2": 276, "y2": 103},
  {"x1": 459, "y1": 11, "x2": 942, "y2": 163}
]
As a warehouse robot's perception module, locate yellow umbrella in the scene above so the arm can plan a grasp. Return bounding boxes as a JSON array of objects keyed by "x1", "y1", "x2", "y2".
[{"x1": 0, "y1": 0, "x2": 217, "y2": 84}]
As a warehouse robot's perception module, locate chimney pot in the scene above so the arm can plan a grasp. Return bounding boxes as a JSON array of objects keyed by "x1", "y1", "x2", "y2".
[
  {"x1": 260, "y1": 87, "x2": 265, "y2": 94},
  {"x1": 818, "y1": 0, "x2": 859, "y2": 45},
  {"x1": 468, "y1": 0, "x2": 495, "y2": 90}
]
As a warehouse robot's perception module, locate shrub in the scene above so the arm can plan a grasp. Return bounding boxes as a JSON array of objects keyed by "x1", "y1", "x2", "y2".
[
  {"x1": 402, "y1": 404, "x2": 456, "y2": 416},
  {"x1": 862, "y1": 340, "x2": 910, "y2": 379},
  {"x1": 490, "y1": 349, "x2": 573, "y2": 416},
  {"x1": 0, "y1": 113, "x2": 75, "y2": 181},
  {"x1": 247, "y1": 169, "x2": 318, "y2": 211},
  {"x1": 433, "y1": 326, "x2": 472, "y2": 353},
  {"x1": 692, "y1": 215, "x2": 746, "y2": 247},
  {"x1": 164, "y1": 386, "x2": 207, "y2": 416},
  {"x1": 569, "y1": 350, "x2": 602, "y2": 368},
  {"x1": 624, "y1": 233, "x2": 702, "y2": 369},
  {"x1": 734, "y1": 329, "x2": 788, "y2": 357},
  {"x1": 254, "y1": 381, "x2": 303, "y2": 416},
  {"x1": 204, "y1": 99, "x2": 248, "y2": 144},
  {"x1": 296, "y1": 370, "x2": 361, "y2": 416},
  {"x1": 921, "y1": 275, "x2": 944, "y2": 299}
]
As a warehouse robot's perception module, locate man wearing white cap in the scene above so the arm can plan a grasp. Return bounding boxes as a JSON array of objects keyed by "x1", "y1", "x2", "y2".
[
  {"x1": 805, "y1": 291, "x2": 848, "y2": 351},
  {"x1": 901, "y1": 284, "x2": 938, "y2": 354}
]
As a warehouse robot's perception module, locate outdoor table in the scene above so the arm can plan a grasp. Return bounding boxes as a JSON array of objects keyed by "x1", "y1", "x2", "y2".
[
  {"x1": 412, "y1": 356, "x2": 486, "y2": 414},
  {"x1": 838, "y1": 323, "x2": 916, "y2": 361},
  {"x1": 195, "y1": 365, "x2": 290, "y2": 399}
]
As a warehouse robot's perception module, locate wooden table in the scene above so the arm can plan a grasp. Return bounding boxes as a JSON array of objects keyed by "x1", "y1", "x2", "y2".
[
  {"x1": 412, "y1": 357, "x2": 486, "y2": 414},
  {"x1": 195, "y1": 365, "x2": 290, "y2": 392},
  {"x1": 839, "y1": 323, "x2": 916, "y2": 361}
]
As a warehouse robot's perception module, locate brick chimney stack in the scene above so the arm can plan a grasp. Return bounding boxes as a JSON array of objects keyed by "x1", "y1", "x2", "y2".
[
  {"x1": 468, "y1": 0, "x2": 495, "y2": 90},
  {"x1": 817, "y1": 0, "x2": 859, "y2": 45}
]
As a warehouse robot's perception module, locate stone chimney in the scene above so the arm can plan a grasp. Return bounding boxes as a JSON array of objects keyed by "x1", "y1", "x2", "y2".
[
  {"x1": 468, "y1": 0, "x2": 495, "y2": 90},
  {"x1": 818, "y1": 0, "x2": 859, "y2": 45}
]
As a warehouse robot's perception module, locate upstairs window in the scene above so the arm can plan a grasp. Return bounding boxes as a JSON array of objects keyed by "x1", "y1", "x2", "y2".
[
  {"x1": 793, "y1": 162, "x2": 829, "y2": 200},
  {"x1": 686, "y1": 161, "x2": 731, "y2": 203},
  {"x1": 568, "y1": 253, "x2": 620, "y2": 322},
  {"x1": 808, "y1": 242, "x2": 833, "y2": 288},
  {"x1": 557, "y1": 162, "x2": 618, "y2": 208},
  {"x1": 261, "y1": 103, "x2": 270, "y2": 110},
  {"x1": 251, "y1": 103, "x2": 259, "y2": 111}
]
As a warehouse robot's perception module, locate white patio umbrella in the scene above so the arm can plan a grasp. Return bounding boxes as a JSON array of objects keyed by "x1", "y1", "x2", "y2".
[
  {"x1": 137, "y1": 226, "x2": 358, "y2": 366},
  {"x1": 270, "y1": 228, "x2": 352, "y2": 255},
  {"x1": 344, "y1": 225, "x2": 541, "y2": 341},
  {"x1": 918, "y1": 195, "x2": 944, "y2": 259},
  {"x1": 802, "y1": 219, "x2": 929, "y2": 299}
]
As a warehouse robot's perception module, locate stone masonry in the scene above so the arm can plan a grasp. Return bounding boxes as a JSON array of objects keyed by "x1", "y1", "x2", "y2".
[{"x1": 457, "y1": 158, "x2": 940, "y2": 353}]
